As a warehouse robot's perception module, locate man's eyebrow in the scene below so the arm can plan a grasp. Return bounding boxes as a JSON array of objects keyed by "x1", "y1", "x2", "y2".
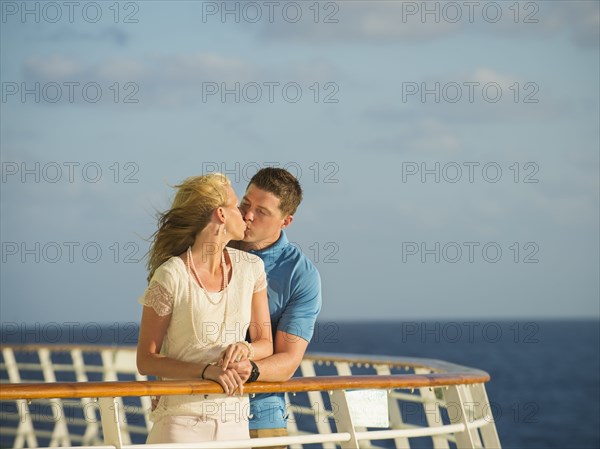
[
  {"x1": 254, "y1": 203, "x2": 271, "y2": 212},
  {"x1": 242, "y1": 198, "x2": 272, "y2": 213}
]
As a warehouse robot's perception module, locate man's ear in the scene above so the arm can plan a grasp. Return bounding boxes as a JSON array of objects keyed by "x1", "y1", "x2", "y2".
[{"x1": 282, "y1": 215, "x2": 293, "y2": 229}]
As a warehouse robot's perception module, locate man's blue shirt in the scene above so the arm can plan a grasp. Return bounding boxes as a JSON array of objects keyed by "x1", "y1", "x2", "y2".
[{"x1": 248, "y1": 230, "x2": 321, "y2": 430}]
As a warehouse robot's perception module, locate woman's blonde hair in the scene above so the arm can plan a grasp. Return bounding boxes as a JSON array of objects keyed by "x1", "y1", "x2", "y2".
[{"x1": 146, "y1": 173, "x2": 231, "y2": 282}]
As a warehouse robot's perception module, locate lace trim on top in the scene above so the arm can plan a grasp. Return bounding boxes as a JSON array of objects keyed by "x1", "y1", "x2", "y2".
[{"x1": 141, "y1": 282, "x2": 174, "y2": 316}]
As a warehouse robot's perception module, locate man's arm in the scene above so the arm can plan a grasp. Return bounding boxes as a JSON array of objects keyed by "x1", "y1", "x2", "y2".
[
  {"x1": 254, "y1": 330, "x2": 309, "y2": 382},
  {"x1": 253, "y1": 263, "x2": 322, "y2": 381},
  {"x1": 227, "y1": 258, "x2": 322, "y2": 381}
]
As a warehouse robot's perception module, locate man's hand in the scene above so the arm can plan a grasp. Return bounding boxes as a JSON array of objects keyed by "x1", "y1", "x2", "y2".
[{"x1": 226, "y1": 359, "x2": 252, "y2": 382}]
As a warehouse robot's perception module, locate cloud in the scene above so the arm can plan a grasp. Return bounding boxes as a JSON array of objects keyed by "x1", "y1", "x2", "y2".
[
  {"x1": 23, "y1": 52, "x2": 254, "y2": 82},
  {"x1": 253, "y1": 2, "x2": 459, "y2": 43},
  {"x1": 356, "y1": 118, "x2": 462, "y2": 155},
  {"x1": 18, "y1": 51, "x2": 346, "y2": 108},
  {"x1": 548, "y1": 1, "x2": 600, "y2": 49},
  {"x1": 530, "y1": 190, "x2": 599, "y2": 227},
  {"x1": 20, "y1": 52, "x2": 257, "y2": 106},
  {"x1": 150, "y1": 53, "x2": 256, "y2": 85},
  {"x1": 95, "y1": 57, "x2": 145, "y2": 80},
  {"x1": 471, "y1": 68, "x2": 517, "y2": 87},
  {"x1": 46, "y1": 26, "x2": 131, "y2": 46},
  {"x1": 250, "y1": 1, "x2": 598, "y2": 49},
  {"x1": 362, "y1": 67, "x2": 566, "y2": 126},
  {"x1": 23, "y1": 55, "x2": 82, "y2": 79}
]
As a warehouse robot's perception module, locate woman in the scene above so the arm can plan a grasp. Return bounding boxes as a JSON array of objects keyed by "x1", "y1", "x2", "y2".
[{"x1": 136, "y1": 173, "x2": 273, "y2": 443}]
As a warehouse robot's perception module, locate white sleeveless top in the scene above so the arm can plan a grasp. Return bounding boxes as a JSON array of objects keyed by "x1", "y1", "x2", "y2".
[{"x1": 138, "y1": 248, "x2": 267, "y2": 421}]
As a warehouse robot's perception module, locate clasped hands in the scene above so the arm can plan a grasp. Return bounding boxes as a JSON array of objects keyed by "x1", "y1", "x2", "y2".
[
  {"x1": 206, "y1": 341, "x2": 253, "y2": 396},
  {"x1": 150, "y1": 341, "x2": 253, "y2": 412}
]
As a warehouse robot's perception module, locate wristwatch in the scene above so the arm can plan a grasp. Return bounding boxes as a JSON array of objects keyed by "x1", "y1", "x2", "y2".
[{"x1": 247, "y1": 360, "x2": 260, "y2": 383}]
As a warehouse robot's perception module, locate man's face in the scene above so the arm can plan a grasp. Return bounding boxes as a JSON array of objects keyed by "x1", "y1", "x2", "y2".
[{"x1": 239, "y1": 184, "x2": 289, "y2": 248}]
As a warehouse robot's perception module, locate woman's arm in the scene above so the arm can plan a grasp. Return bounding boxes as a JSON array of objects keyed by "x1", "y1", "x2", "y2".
[
  {"x1": 137, "y1": 306, "x2": 245, "y2": 395},
  {"x1": 137, "y1": 306, "x2": 199, "y2": 378}
]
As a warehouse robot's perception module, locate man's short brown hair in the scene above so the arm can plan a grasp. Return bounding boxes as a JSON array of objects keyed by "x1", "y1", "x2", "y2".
[{"x1": 249, "y1": 167, "x2": 303, "y2": 216}]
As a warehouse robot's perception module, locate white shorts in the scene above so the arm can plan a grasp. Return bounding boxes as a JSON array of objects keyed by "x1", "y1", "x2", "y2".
[{"x1": 147, "y1": 415, "x2": 250, "y2": 445}]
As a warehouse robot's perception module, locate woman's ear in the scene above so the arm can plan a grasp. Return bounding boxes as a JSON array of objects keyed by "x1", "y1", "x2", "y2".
[{"x1": 215, "y1": 206, "x2": 226, "y2": 223}]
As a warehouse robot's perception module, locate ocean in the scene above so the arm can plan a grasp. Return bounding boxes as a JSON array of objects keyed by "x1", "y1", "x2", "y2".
[{"x1": 1, "y1": 320, "x2": 599, "y2": 449}]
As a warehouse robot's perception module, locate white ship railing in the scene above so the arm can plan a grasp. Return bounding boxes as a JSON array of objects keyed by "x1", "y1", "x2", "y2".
[{"x1": 0, "y1": 345, "x2": 501, "y2": 449}]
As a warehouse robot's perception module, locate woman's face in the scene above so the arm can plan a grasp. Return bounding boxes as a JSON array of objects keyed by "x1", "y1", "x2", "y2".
[{"x1": 222, "y1": 185, "x2": 246, "y2": 240}]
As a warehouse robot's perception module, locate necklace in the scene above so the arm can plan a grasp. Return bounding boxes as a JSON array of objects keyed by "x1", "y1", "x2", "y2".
[
  {"x1": 187, "y1": 246, "x2": 228, "y2": 305},
  {"x1": 186, "y1": 246, "x2": 229, "y2": 346}
]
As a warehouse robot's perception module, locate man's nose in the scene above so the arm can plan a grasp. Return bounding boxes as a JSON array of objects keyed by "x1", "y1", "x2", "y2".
[{"x1": 243, "y1": 209, "x2": 254, "y2": 221}]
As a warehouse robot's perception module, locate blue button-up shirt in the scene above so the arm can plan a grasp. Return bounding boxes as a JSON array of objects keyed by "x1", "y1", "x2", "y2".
[{"x1": 248, "y1": 230, "x2": 322, "y2": 429}]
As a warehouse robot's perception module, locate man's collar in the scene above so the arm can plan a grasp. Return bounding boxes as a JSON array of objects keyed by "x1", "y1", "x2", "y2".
[{"x1": 249, "y1": 229, "x2": 288, "y2": 255}]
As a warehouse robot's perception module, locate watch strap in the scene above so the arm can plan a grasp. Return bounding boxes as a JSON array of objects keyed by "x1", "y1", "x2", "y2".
[{"x1": 247, "y1": 360, "x2": 260, "y2": 383}]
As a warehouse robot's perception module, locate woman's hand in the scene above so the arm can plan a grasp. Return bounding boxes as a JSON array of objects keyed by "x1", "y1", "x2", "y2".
[
  {"x1": 203, "y1": 363, "x2": 245, "y2": 396},
  {"x1": 219, "y1": 342, "x2": 251, "y2": 368},
  {"x1": 225, "y1": 359, "x2": 252, "y2": 382}
]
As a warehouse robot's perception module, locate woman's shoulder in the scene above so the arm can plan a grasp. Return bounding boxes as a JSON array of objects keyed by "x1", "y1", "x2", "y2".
[
  {"x1": 227, "y1": 247, "x2": 264, "y2": 270},
  {"x1": 151, "y1": 256, "x2": 186, "y2": 282},
  {"x1": 159, "y1": 255, "x2": 186, "y2": 270}
]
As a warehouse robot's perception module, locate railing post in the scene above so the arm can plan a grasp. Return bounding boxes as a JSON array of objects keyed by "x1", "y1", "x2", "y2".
[
  {"x1": 101, "y1": 350, "x2": 132, "y2": 445},
  {"x1": 300, "y1": 360, "x2": 336, "y2": 449},
  {"x1": 71, "y1": 349, "x2": 101, "y2": 445},
  {"x1": 444, "y1": 385, "x2": 476, "y2": 449},
  {"x1": 329, "y1": 390, "x2": 359, "y2": 449},
  {"x1": 471, "y1": 383, "x2": 502, "y2": 448},
  {"x1": 3, "y1": 348, "x2": 38, "y2": 448},
  {"x1": 98, "y1": 397, "x2": 123, "y2": 449},
  {"x1": 415, "y1": 368, "x2": 450, "y2": 449},
  {"x1": 461, "y1": 385, "x2": 484, "y2": 447},
  {"x1": 39, "y1": 348, "x2": 71, "y2": 447}
]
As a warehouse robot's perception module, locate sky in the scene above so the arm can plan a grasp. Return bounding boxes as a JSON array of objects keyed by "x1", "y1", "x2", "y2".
[{"x1": 1, "y1": 0, "x2": 599, "y2": 326}]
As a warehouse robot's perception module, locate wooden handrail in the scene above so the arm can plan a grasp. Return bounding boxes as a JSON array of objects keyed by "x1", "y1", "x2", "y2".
[
  {"x1": 0, "y1": 372, "x2": 490, "y2": 401},
  {"x1": 0, "y1": 346, "x2": 491, "y2": 401}
]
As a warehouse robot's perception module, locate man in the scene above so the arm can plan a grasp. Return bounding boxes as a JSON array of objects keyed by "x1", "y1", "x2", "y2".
[{"x1": 234, "y1": 167, "x2": 322, "y2": 445}]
